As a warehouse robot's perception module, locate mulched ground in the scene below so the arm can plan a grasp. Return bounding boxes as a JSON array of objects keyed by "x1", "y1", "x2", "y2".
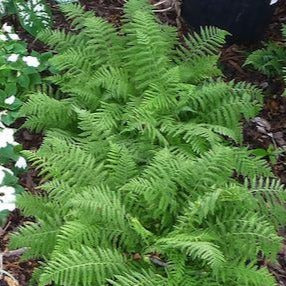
[{"x1": 1, "y1": 0, "x2": 286, "y2": 285}]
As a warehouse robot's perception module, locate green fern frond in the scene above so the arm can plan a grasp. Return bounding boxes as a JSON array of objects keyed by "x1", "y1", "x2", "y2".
[
  {"x1": 93, "y1": 66, "x2": 132, "y2": 100},
  {"x1": 234, "y1": 148, "x2": 272, "y2": 178},
  {"x1": 247, "y1": 177, "x2": 286, "y2": 226},
  {"x1": 245, "y1": 42, "x2": 286, "y2": 76},
  {"x1": 106, "y1": 143, "x2": 138, "y2": 187},
  {"x1": 109, "y1": 270, "x2": 167, "y2": 286},
  {"x1": 218, "y1": 264, "x2": 277, "y2": 286},
  {"x1": 156, "y1": 234, "x2": 225, "y2": 269},
  {"x1": 179, "y1": 55, "x2": 222, "y2": 83},
  {"x1": 10, "y1": 219, "x2": 60, "y2": 260},
  {"x1": 48, "y1": 47, "x2": 94, "y2": 77},
  {"x1": 39, "y1": 247, "x2": 128, "y2": 286},
  {"x1": 59, "y1": 3, "x2": 95, "y2": 30},
  {"x1": 76, "y1": 105, "x2": 123, "y2": 138},
  {"x1": 217, "y1": 211, "x2": 281, "y2": 262},
  {"x1": 38, "y1": 29, "x2": 85, "y2": 52},
  {"x1": 53, "y1": 221, "x2": 99, "y2": 252},
  {"x1": 177, "y1": 26, "x2": 229, "y2": 61},
  {"x1": 20, "y1": 93, "x2": 75, "y2": 132},
  {"x1": 16, "y1": 192, "x2": 60, "y2": 220}
]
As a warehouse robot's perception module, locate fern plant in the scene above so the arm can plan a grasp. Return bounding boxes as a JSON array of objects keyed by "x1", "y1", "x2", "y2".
[
  {"x1": 245, "y1": 24, "x2": 286, "y2": 77},
  {"x1": 10, "y1": 1, "x2": 286, "y2": 285}
]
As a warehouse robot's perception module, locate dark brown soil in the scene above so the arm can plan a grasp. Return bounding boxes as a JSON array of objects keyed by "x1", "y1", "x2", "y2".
[{"x1": 1, "y1": 0, "x2": 286, "y2": 285}]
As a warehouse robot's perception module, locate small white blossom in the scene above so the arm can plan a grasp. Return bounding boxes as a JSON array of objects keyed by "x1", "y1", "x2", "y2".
[
  {"x1": 4, "y1": 95, "x2": 16, "y2": 105},
  {"x1": 0, "y1": 186, "x2": 14, "y2": 198},
  {"x1": 0, "y1": 202, "x2": 16, "y2": 211},
  {"x1": 7, "y1": 54, "x2": 19, "y2": 62},
  {"x1": 15, "y1": 157, "x2": 27, "y2": 169},
  {"x1": 0, "y1": 186, "x2": 16, "y2": 212},
  {"x1": 2, "y1": 23, "x2": 12, "y2": 33},
  {"x1": 0, "y1": 34, "x2": 8, "y2": 41},
  {"x1": 0, "y1": 127, "x2": 16, "y2": 148},
  {"x1": 0, "y1": 202, "x2": 15, "y2": 211},
  {"x1": 23, "y1": 56, "x2": 40, "y2": 67},
  {"x1": 0, "y1": 166, "x2": 13, "y2": 185},
  {"x1": 9, "y1": 33, "x2": 20, "y2": 41}
]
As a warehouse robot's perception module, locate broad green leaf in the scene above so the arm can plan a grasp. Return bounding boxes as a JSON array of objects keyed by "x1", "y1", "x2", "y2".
[{"x1": 14, "y1": 0, "x2": 52, "y2": 37}]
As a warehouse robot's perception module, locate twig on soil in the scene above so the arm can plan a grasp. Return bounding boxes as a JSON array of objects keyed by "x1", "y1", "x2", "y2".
[{"x1": 2, "y1": 248, "x2": 27, "y2": 259}]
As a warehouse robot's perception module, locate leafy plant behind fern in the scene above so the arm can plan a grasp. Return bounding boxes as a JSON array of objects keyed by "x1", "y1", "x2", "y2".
[
  {"x1": 245, "y1": 24, "x2": 286, "y2": 77},
  {"x1": 10, "y1": 1, "x2": 286, "y2": 285}
]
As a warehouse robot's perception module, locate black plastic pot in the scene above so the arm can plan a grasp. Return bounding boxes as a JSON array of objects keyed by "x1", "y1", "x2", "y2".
[{"x1": 181, "y1": 0, "x2": 278, "y2": 43}]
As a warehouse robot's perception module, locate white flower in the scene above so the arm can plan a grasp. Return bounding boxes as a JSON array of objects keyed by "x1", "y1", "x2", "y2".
[
  {"x1": 9, "y1": 33, "x2": 20, "y2": 41},
  {"x1": 0, "y1": 202, "x2": 16, "y2": 211},
  {"x1": 0, "y1": 186, "x2": 16, "y2": 212},
  {"x1": 0, "y1": 186, "x2": 15, "y2": 198},
  {"x1": 2, "y1": 23, "x2": 12, "y2": 33},
  {"x1": 0, "y1": 34, "x2": 8, "y2": 41},
  {"x1": 0, "y1": 166, "x2": 13, "y2": 185},
  {"x1": 22, "y1": 56, "x2": 40, "y2": 67},
  {"x1": 7, "y1": 54, "x2": 19, "y2": 62},
  {"x1": 4, "y1": 95, "x2": 16, "y2": 105},
  {"x1": 0, "y1": 127, "x2": 16, "y2": 148},
  {"x1": 15, "y1": 157, "x2": 27, "y2": 169}
]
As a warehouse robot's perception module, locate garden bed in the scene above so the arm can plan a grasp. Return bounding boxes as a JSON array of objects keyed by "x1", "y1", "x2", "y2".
[{"x1": 1, "y1": 0, "x2": 286, "y2": 285}]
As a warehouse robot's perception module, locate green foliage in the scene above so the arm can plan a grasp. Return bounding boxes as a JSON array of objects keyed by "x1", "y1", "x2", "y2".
[
  {"x1": 1, "y1": 0, "x2": 52, "y2": 36},
  {"x1": 0, "y1": 24, "x2": 50, "y2": 225},
  {"x1": 0, "y1": 26, "x2": 51, "y2": 124},
  {"x1": 15, "y1": 0, "x2": 52, "y2": 37},
  {"x1": 245, "y1": 25, "x2": 286, "y2": 77},
  {"x1": 40, "y1": 247, "x2": 127, "y2": 285},
  {"x1": 11, "y1": 1, "x2": 285, "y2": 285},
  {"x1": 251, "y1": 144, "x2": 284, "y2": 165}
]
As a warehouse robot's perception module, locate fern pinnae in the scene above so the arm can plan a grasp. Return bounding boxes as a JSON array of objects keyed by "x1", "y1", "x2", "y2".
[{"x1": 39, "y1": 247, "x2": 127, "y2": 286}]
